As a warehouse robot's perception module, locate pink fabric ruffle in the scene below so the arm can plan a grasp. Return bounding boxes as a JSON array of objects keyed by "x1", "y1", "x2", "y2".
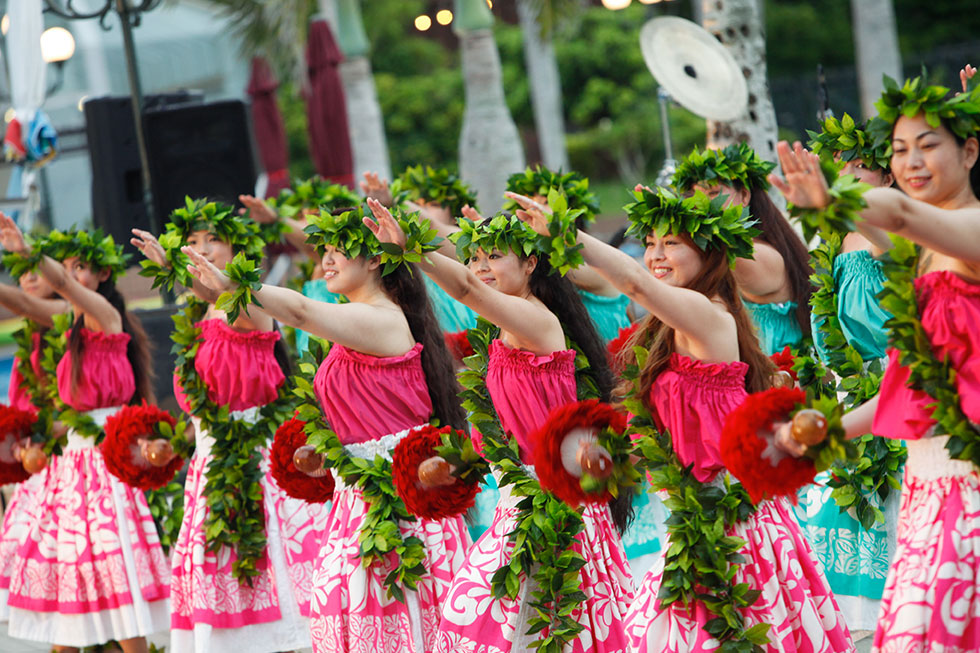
[
  {"x1": 649, "y1": 353, "x2": 749, "y2": 482},
  {"x1": 874, "y1": 271, "x2": 980, "y2": 440},
  {"x1": 314, "y1": 343, "x2": 432, "y2": 445},
  {"x1": 56, "y1": 329, "x2": 135, "y2": 411},
  {"x1": 174, "y1": 319, "x2": 285, "y2": 412},
  {"x1": 477, "y1": 339, "x2": 577, "y2": 460}
]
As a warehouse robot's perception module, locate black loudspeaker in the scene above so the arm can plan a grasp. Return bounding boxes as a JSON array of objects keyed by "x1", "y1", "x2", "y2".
[
  {"x1": 143, "y1": 100, "x2": 258, "y2": 225},
  {"x1": 132, "y1": 305, "x2": 180, "y2": 413},
  {"x1": 84, "y1": 93, "x2": 203, "y2": 254}
]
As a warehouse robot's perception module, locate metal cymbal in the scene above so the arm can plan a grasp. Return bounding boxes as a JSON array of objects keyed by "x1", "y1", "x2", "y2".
[{"x1": 639, "y1": 16, "x2": 748, "y2": 121}]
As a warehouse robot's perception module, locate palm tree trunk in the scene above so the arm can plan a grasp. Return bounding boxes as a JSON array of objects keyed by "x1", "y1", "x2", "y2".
[
  {"x1": 456, "y1": 0, "x2": 525, "y2": 213},
  {"x1": 516, "y1": 0, "x2": 569, "y2": 171},
  {"x1": 850, "y1": 0, "x2": 902, "y2": 119},
  {"x1": 321, "y1": 0, "x2": 392, "y2": 182},
  {"x1": 700, "y1": 0, "x2": 778, "y2": 163}
]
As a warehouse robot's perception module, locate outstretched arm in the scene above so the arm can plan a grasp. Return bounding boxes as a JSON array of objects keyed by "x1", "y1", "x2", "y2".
[
  {"x1": 238, "y1": 195, "x2": 317, "y2": 259},
  {"x1": 363, "y1": 198, "x2": 566, "y2": 354},
  {"x1": 182, "y1": 245, "x2": 414, "y2": 356},
  {"x1": 0, "y1": 284, "x2": 67, "y2": 326},
  {"x1": 506, "y1": 192, "x2": 735, "y2": 357},
  {"x1": 733, "y1": 241, "x2": 788, "y2": 299},
  {"x1": 0, "y1": 213, "x2": 121, "y2": 333}
]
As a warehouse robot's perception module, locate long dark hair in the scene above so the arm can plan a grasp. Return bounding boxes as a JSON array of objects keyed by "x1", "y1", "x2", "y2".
[
  {"x1": 526, "y1": 256, "x2": 631, "y2": 533},
  {"x1": 949, "y1": 131, "x2": 980, "y2": 200},
  {"x1": 616, "y1": 238, "x2": 776, "y2": 405},
  {"x1": 747, "y1": 189, "x2": 814, "y2": 338},
  {"x1": 381, "y1": 264, "x2": 467, "y2": 432},
  {"x1": 68, "y1": 277, "x2": 154, "y2": 405}
]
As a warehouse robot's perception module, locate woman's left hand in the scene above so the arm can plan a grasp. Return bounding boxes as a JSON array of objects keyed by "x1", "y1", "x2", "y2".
[
  {"x1": 769, "y1": 141, "x2": 832, "y2": 209},
  {"x1": 504, "y1": 192, "x2": 551, "y2": 236},
  {"x1": 181, "y1": 246, "x2": 233, "y2": 291},
  {"x1": 0, "y1": 212, "x2": 29, "y2": 255},
  {"x1": 364, "y1": 198, "x2": 408, "y2": 249}
]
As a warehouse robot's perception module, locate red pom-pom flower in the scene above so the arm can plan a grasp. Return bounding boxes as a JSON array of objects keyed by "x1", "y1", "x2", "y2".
[
  {"x1": 770, "y1": 346, "x2": 798, "y2": 381},
  {"x1": 444, "y1": 331, "x2": 474, "y2": 363},
  {"x1": 270, "y1": 417, "x2": 335, "y2": 504},
  {"x1": 101, "y1": 403, "x2": 184, "y2": 491},
  {"x1": 531, "y1": 399, "x2": 628, "y2": 507},
  {"x1": 607, "y1": 323, "x2": 639, "y2": 368},
  {"x1": 392, "y1": 424, "x2": 480, "y2": 520},
  {"x1": 720, "y1": 387, "x2": 816, "y2": 504},
  {"x1": 0, "y1": 404, "x2": 38, "y2": 485}
]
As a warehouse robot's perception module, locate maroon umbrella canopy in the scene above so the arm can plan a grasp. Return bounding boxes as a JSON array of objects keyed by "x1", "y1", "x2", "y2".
[
  {"x1": 247, "y1": 56, "x2": 291, "y2": 197},
  {"x1": 305, "y1": 20, "x2": 354, "y2": 188}
]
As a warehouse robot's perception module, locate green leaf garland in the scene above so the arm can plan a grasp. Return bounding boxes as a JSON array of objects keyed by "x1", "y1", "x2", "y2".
[
  {"x1": 672, "y1": 143, "x2": 775, "y2": 193},
  {"x1": 215, "y1": 253, "x2": 265, "y2": 324},
  {"x1": 503, "y1": 166, "x2": 600, "y2": 225},
  {"x1": 807, "y1": 113, "x2": 892, "y2": 172},
  {"x1": 391, "y1": 165, "x2": 478, "y2": 217}
]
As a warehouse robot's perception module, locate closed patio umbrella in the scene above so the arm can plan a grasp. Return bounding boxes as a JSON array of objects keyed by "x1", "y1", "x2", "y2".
[
  {"x1": 305, "y1": 20, "x2": 353, "y2": 188},
  {"x1": 246, "y1": 56, "x2": 290, "y2": 198}
]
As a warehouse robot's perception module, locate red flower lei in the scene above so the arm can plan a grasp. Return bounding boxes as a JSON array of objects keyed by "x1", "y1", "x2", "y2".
[
  {"x1": 270, "y1": 416, "x2": 335, "y2": 504},
  {"x1": 101, "y1": 403, "x2": 184, "y2": 491},
  {"x1": 391, "y1": 424, "x2": 480, "y2": 520},
  {"x1": 0, "y1": 405, "x2": 37, "y2": 485}
]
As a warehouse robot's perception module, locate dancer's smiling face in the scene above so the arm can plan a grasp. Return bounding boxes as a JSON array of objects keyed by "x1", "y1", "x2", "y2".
[
  {"x1": 891, "y1": 113, "x2": 978, "y2": 205},
  {"x1": 643, "y1": 232, "x2": 703, "y2": 288},
  {"x1": 467, "y1": 248, "x2": 536, "y2": 297},
  {"x1": 185, "y1": 230, "x2": 234, "y2": 270},
  {"x1": 320, "y1": 245, "x2": 377, "y2": 295}
]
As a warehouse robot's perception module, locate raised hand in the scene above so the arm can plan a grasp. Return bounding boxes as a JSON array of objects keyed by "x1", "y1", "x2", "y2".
[
  {"x1": 0, "y1": 212, "x2": 28, "y2": 255},
  {"x1": 460, "y1": 205, "x2": 486, "y2": 225},
  {"x1": 181, "y1": 245, "x2": 232, "y2": 292},
  {"x1": 238, "y1": 194, "x2": 278, "y2": 224},
  {"x1": 961, "y1": 64, "x2": 977, "y2": 93},
  {"x1": 504, "y1": 191, "x2": 551, "y2": 236},
  {"x1": 769, "y1": 141, "x2": 831, "y2": 209},
  {"x1": 634, "y1": 183, "x2": 653, "y2": 194},
  {"x1": 360, "y1": 172, "x2": 393, "y2": 207},
  {"x1": 130, "y1": 229, "x2": 168, "y2": 267},
  {"x1": 363, "y1": 198, "x2": 408, "y2": 249}
]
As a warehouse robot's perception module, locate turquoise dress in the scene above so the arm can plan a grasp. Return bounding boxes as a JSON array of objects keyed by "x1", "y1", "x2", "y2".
[
  {"x1": 797, "y1": 248, "x2": 898, "y2": 631},
  {"x1": 811, "y1": 249, "x2": 890, "y2": 363},
  {"x1": 577, "y1": 290, "x2": 632, "y2": 343},
  {"x1": 742, "y1": 299, "x2": 803, "y2": 355},
  {"x1": 296, "y1": 279, "x2": 343, "y2": 355},
  {"x1": 424, "y1": 276, "x2": 478, "y2": 333}
]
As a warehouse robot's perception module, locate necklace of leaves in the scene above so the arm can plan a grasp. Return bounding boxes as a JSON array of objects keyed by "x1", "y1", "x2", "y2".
[
  {"x1": 294, "y1": 339, "x2": 427, "y2": 604},
  {"x1": 11, "y1": 319, "x2": 57, "y2": 446},
  {"x1": 449, "y1": 317, "x2": 606, "y2": 653},
  {"x1": 621, "y1": 345, "x2": 769, "y2": 651},
  {"x1": 171, "y1": 296, "x2": 294, "y2": 583},
  {"x1": 878, "y1": 237, "x2": 980, "y2": 467},
  {"x1": 791, "y1": 168, "x2": 905, "y2": 530}
]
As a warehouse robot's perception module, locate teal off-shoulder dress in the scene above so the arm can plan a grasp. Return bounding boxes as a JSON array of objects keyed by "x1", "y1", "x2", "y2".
[
  {"x1": 798, "y1": 248, "x2": 899, "y2": 631},
  {"x1": 742, "y1": 299, "x2": 804, "y2": 355}
]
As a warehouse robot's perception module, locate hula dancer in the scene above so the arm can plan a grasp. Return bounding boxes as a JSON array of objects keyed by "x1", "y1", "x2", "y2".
[
  {"x1": 131, "y1": 199, "x2": 328, "y2": 652},
  {"x1": 771, "y1": 70, "x2": 980, "y2": 652},
  {"x1": 0, "y1": 219, "x2": 170, "y2": 653},
  {"x1": 181, "y1": 204, "x2": 470, "y2": 652},
  {"x1": 673, "y1": 144, "x2": 813, "y2": 355},
  {"x1": 365, "y1": 197, "x2": 634, "y2": 652},
  {"x1": 510, "y1": 189, "x2": 852, "y2": 652}
]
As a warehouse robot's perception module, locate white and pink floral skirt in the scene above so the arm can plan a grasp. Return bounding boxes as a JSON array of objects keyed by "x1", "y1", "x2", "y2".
[
  {"x1": 309, "y1": 474, "x2": 470, "y2": 653},
  {"x1": 5, "y1": 429, "x2": 171, "y2": 647},
  {"x1": 872, "y1": 436, "x2": 980, "y2": 653},
  {"x1": 170, "y1": 424, "x2": 331, "y2": 653},
  {"x1": 626, "y1": 493, "x2": 854, "y2": 652},
  {"x1": 0, "y1": 470, "x2": 47, "y2": 621},
  {"x1": 435, "y1": 484, "x2": 635, "y2": 653}
]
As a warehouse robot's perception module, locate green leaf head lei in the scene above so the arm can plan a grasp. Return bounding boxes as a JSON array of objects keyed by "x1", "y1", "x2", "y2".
[
  {"x1": 502, "y1": 165, "x2": 600, "y2": 225},
  {"x1": 41, "y1": 228, "x2": 129, "y2": 281},
  {"x1": 268, "y1": 176, "x2": 362, "y2": 218},
  {"x1": 304, "y1": 205, "x2": 443, "y2": 276},
  {"x1": 140, "y1": 197, "x2": 266, "y2": 291},
  {"x1": 868, "y1": 73, "x2": 980, "y2": 145},
  {"x1": 808, "y1": 113, "x2": 892, "y2": 171},
  {"x1": 448, "y1": 212, "x2": 539, "y2": 262},
  {"x1": 624, "y1": 187, "x2": 758, "y2": 268},
  {"x1": 391, "y1": 165, "x2": 478, "y2": 217},
  {"x1": 2, "y1": 234, "x2": 48, "y2": 279},
  {"x1": 672, "y1": 143, "x2": 776, "y2": 193}
]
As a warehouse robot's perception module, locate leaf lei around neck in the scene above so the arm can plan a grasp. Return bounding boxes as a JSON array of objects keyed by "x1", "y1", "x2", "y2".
[
  {"x1": 672, "y1": 143, "x2": 776, "y2": 194},
  {"x1": 391, "y1": 165, "x2": 479, "y2": 217},
  {"x1": 171, "y1": 296, "x2": 293, "y2": 584},
  {"x1": 624, "y1": 187, "x2": 758, "y2": 268},
  {"x1": 453, "y1": 318, "x2": 606, "y2": 653},
  {"x1": 292, "y1": 339, "x2": 428, "y2": 604},
  {"x1": 621, "y1": 345, "x2": 769, "y2": 650},
  {"x1": 39, "y1": 312, "x2": 100, "y2": 448},
  {"x1": 11, "y1": 319, "x2": 57, "y2": 447},
  {"x1": 878, "y1": 237, "x2": 980, "y2": 467},
  {"x1": 139, "y1": 197, "x2": 266, "y2": 293},
  {"x1": 502, "y1": 165, "x2": 600, "y2": 225}
]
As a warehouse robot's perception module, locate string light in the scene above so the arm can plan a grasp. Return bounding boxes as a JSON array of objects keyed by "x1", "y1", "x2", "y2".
[
  {"x1": 601, "y1": 0, "x2": 632, "y2": 9},
  {"x1": 436, "y1": 9, "x2": 453, "y2": 25},
  {"x1": 414, "y1": 14, "x2": 432, "y2": 31}
]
